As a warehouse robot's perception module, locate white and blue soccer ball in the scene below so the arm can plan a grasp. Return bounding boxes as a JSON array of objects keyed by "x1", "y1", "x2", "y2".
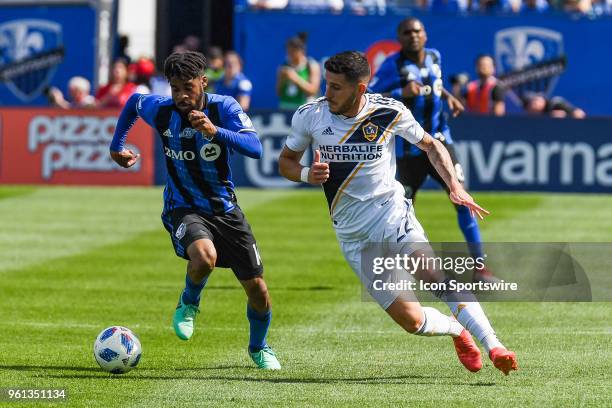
[{"x1": 93, "y1": 326, "x2": 142, "y2": 374}]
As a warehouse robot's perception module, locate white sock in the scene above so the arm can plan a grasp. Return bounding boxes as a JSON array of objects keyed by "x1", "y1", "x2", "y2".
[
  {"x1": 443, "y1": 300, "x2": 505, "y2": 353},
  {"x1": 414, "y1": 307, "x2": 464, "y2": 337},
  {"x1": 480, "y1": 333, "x2": 504, "y2": 354}
]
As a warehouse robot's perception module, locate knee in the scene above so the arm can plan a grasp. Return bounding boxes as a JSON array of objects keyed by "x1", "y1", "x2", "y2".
[{"x1": 190, "y1": 246, "x2": 217, "y2": 275}]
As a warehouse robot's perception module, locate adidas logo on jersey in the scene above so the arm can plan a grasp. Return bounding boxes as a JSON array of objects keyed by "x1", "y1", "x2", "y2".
[
  {"x1": 322, "y1": 126, "x2": 334, "y2": 135},
  {"x1": 163, "y1": 129, "x2": 172, "y2": 138}
]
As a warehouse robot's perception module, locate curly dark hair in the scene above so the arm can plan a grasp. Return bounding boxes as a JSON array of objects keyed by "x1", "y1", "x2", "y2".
[
  {"x1": 324, "y1": 51, "x2": 370, "y2": 83},
  {"x1": 163, "y1": 51, "x2": 207, "y2": 81}
]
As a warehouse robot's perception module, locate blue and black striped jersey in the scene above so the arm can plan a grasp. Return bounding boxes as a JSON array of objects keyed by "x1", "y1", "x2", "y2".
[
  {"x1": 111, "y1": 93, "x2": 261, "y2": 216},
  {"x1": 369, "y1": 48, "x2": 452, "y2": 157}
]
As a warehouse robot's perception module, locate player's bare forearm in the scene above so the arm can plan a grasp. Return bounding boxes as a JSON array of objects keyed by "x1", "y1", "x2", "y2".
[
  {"x1": 418, "y1": 134, "x2": 461, "y2": 192},
  {"x1": 417, "y1": 133, "x2": 490, "y2": 218},
  {"x1": 279, "y1": 146, "x2": 305, "y2": 182}
]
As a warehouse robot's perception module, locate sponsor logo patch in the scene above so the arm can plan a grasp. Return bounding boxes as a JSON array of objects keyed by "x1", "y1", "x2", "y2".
[
  {"x1": 238, "y1": 113, "x2": 253, "y2": 129},
  {"x1": 175, "y1": 223, "x2": 186, "y2": 239},
  {"x1": 200, "y1": 143, "x2": 221, "y2": 161}
]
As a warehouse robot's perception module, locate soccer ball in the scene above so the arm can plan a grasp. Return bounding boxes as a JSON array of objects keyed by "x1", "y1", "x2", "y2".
[{"x1": 93, "y1": 326, "x2": 142, "y2": 374}]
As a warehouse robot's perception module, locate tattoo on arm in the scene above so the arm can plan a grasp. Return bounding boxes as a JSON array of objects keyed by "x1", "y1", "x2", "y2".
[{"x1": 426, "y1": 140, "x2": 459, "y2": 190}]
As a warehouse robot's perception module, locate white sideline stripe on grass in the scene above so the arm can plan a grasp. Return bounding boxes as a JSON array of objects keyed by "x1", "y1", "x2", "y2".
[
  {"x1": 0, "y1": 188, "x2": 291, "y2": 273},
  {"x1": 4, "y1": 321, "x2": 611, "y2": 336}
]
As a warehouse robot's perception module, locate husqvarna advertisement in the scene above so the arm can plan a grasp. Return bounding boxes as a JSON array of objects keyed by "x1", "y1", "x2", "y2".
[{"x1": 227, "y1": 112, "x2": 612, "y2": 193}]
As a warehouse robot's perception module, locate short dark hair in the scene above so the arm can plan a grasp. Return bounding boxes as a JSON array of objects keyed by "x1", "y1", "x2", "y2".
[
  {"x1": 163, "y1": 51, "x2": 207, "y2": 81},
  {"x1": 324, "y1": 51, "x2": 370, "y2": 83},
  {"x1": 397, "y1": 17, "x2": 423, "y2": 33}
]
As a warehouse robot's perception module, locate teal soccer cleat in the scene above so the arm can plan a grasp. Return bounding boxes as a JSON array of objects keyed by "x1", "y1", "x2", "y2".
[
  {"x1": 173, "y1": 297, "x2": 200, "y2": 340},
  {"x1": 249, "y1": 345, "x2": 281, "y2": 370}
]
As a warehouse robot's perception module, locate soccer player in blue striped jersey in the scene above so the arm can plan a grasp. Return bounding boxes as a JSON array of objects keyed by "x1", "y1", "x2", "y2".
[
  {"x1": 369, "y1": 18, "x2": 495, "y2": 283},
  {"x1": 110, "y1": 51, "x2": 280, "y2": 370}
]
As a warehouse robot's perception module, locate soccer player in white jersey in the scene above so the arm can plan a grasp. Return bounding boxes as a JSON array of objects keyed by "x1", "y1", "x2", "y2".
[{"x1": 279, "y1": 51, "x2": 518, "y2": 375}]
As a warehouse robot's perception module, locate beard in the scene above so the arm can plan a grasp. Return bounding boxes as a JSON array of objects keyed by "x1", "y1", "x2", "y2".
[
  {"x1": 176, "y1": 92, "x2": 205, "y2": 114},
  {"x1": 330, "y1": 91, "x2": 359, "y2": 116}
]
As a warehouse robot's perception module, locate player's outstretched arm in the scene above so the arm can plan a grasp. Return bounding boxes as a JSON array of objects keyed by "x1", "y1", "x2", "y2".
[
  {"x1": 416, "y1": 133, "x2": 489, "y2": 219},
  {"x1": 109, "y1": 93, "x2": 142, "y2": 168},
  {"x1": 279, "y1": 147, "x2": 329, "y2": 185}
]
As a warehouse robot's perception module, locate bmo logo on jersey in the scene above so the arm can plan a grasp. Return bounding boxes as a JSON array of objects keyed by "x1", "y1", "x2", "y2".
[
  {"x1": 164, "y1": 146, "x2": 196, "y2": 161},
  {"x1": 163, "y1": 144, "x2": 221, "y2": 161}
]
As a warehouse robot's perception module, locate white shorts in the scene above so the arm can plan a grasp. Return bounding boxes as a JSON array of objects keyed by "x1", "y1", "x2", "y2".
[{"x1": 339, "y1": 198, "x2": 429, "y2": 310}]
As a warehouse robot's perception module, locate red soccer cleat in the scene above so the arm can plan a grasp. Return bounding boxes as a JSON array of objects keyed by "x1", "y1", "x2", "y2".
[
  {"x1": 473, "y1": 265, "x2": 501, "y2": 284},
  {"x1": 453, "y1": 329, "x2": 482, "y2": 373},
  {"x1": 489, "y1": 347, "x2": 518, "y2": 375}
]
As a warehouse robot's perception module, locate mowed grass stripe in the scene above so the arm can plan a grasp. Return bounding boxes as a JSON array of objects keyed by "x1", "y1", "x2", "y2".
[
  {"x1": 0, "y1": 187, "x2": 610, "y2": 407},
  {"x1": 0, "y1": 187, "x2": 293, "y2": 274}
]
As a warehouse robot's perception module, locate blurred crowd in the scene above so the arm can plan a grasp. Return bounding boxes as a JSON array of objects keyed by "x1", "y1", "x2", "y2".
[
  {"x1": 449, "y1": 54, "x2": 585, "y2": 118},
  {"x1": 48, "y1": 31, "x2": 585, "y2": 119},
  {"x1": 48, "y1": 35, "x2": 255, "y2": 112},
  {"x1": 48, "y1": 56, "x2": 158, "y2": 110},
  {"x1": 238, "y1": 0, "x2": 612, "y2": 16}
]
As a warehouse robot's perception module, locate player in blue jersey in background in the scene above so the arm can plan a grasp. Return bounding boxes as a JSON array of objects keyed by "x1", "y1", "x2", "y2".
[
  {"x1": 109, "y1": 51, "x2": 280, "y2": 370},
  {"x1": 369, "y1": 18, "x2": 494, "y2": 283},
  {"x1": 215, "y1": 51, "x2": 253, "y2": 112}
]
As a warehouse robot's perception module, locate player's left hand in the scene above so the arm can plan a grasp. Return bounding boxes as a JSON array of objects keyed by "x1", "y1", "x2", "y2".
[
  {"x1": 447, "y1": 95, "x2": 465, "y2": 117},
  {"x1": 449, "y1": 187, "x2": 490, "y2": 220},
  {"x1": 188, "y1": 110, "x2": 217, "y2": 139},
  {"x1": 110, "y1": 149, "x2": 141, "y2": 168}
]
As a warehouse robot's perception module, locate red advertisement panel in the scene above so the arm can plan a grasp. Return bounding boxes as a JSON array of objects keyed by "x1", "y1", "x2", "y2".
[{"x1": 0, "y1": 108, "x2": 154, "y2": 185}]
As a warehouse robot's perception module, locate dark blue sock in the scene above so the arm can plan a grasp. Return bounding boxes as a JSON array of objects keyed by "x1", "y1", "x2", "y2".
[
  {"x1": 457, "y1": 205, "x2": 484, "y2": 259},
  {"x1": 247, "y1": 304, "x2": 271, "y2": 352},
  {"x1": 181, "y1": 274, "x2": 208, "y2": 306}
]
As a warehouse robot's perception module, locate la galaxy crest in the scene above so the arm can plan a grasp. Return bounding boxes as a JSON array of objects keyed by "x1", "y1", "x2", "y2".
[{"x1": 362, "y1": 122, "x2": 378, "y2": 142}]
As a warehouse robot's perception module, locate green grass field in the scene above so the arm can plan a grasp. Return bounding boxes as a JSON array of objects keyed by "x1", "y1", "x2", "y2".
[{"x1": 0, "y1": 186, "x2": 610, "y2": 407}]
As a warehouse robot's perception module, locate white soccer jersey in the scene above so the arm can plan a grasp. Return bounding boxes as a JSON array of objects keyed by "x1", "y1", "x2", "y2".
[{"x1": 285, "y1": 93, "x2": 425, "y2": 241}]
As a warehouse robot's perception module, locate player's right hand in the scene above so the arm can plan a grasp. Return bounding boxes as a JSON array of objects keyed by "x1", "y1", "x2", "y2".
[
  {"x1": 401, "y1": 81, "x2": 422, "y2": 98},
  {"x1": 110, "y1": 149, "x2": 141, "y2": 168},
  {"x1": 309, "y1": 149, "x2": 329, "y2": 185},
  {"x1": 449, "y1": 187, "x2": 490, "y2": 220}
]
